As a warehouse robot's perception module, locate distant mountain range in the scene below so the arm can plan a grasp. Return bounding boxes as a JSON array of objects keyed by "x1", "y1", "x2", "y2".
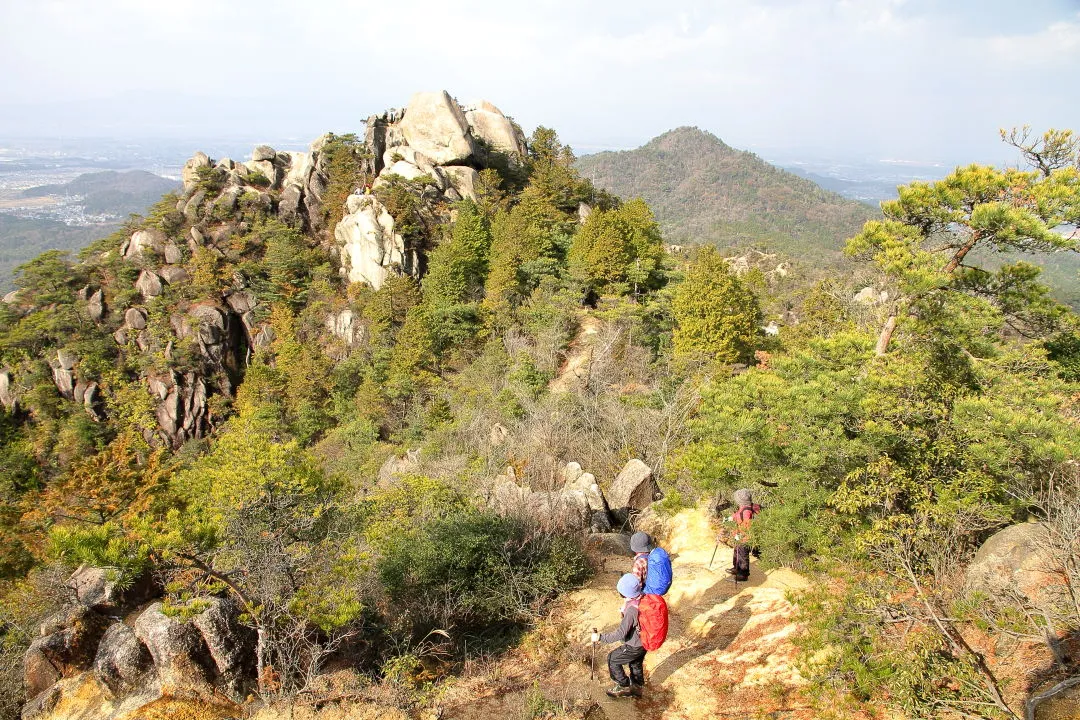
[
  {"x1": 576, "y1": 127, "x2": 880, "y2": 264},
  {"x1": 0, "y1": 170, "x2": 177, "y2": 290},
  {"x1": 20, "y1": 170, "x2": 178, "y2": 216}
]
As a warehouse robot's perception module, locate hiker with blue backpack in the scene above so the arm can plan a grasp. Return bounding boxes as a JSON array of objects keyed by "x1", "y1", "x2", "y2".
[{"x1": 591, "y1": 532, "x2": 672, "y2": 699}]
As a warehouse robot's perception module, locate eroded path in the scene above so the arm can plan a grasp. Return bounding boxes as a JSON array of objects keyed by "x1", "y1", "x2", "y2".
[
  {"x1": 548, "y1": 313, "x2": 604, "y2": 394},
  {"x1": 444, "y1": 507, "x2": 814, "y2": 720}
]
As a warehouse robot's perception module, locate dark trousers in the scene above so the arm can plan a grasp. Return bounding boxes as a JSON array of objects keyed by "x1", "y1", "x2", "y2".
[
  {"x1": 733, "y1": 544, "x2": 751, "y2": 580},
  {"x1": 608, "y1": 644, "x2": 646, "y2": 686}
]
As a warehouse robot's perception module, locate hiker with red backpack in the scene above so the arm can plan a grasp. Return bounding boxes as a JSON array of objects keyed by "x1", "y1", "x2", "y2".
[
  {"x1": 724, "y1": 488, "x2": 761, "y2": 582},
  {"x1": 591, "y1": 534, "x2": 672, "y2": 699},
  {"x1": 592, "y1": 574, "x2": 650, "y2": 698}
]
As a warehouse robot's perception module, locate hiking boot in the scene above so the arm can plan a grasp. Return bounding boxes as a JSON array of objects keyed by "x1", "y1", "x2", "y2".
[
  {"x1": 606, "y1": 683, "x2": 633, "y2": 698},
  {"x1": 629, "y1": 684, "x2": 643, "y2": 698}
]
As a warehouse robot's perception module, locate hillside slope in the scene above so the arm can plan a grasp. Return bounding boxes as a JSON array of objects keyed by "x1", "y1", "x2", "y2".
[
  {"x1": 20, "y1": 170, "x2": 179, "y2": 216},
  {"x1": 0, "y1": 215, "x2": 116, "y2": 291},
  {"x1": 576, "y1": 128, "x2": 878, "y2": 263}
]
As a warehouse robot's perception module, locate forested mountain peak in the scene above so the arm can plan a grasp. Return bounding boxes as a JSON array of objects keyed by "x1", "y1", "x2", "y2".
[
  {"x1": 577, "y1": 126, "x2": 879, "y2": 263},
  {"x1": 637, "y1": 125, "x2": 734, "y2": 152}
]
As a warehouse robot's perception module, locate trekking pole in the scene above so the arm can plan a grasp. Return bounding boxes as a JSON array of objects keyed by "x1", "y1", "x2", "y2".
[
  {"x1": 708, "y1": 540, "x2": 719, "y2": 571},
  {"x1": 590, "y1": 628, "x2": 597, "y2": 680}
]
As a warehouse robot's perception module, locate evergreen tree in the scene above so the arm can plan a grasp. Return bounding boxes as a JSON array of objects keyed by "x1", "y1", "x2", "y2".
[
  {"x1": 846, "y1": 158, "x2": 1080, "y2": 354},
  {"x1": 672, "y1": 247, "x2": 761, "y2": 364},
  {"x1": 569, "y1": 198, "x2": 665, "y2": 296},
  {"x1": 482, "y1": 199, "x2": 550, "y2": 321}
]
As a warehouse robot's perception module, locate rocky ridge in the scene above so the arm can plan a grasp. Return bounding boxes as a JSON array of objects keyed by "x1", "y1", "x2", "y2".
[{"x1": 0, "y1": 90, "x2": 526, "y2": 450}]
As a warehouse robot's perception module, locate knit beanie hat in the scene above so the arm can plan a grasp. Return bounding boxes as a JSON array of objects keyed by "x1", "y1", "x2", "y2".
[
  {"x1": 617, "y1": 573, "x2": 642, "y2": 599},
  {"x1": 733, "y1": 488, "x2": 753, "y2": 507},
  {"x1": 630, "y1": 531, "x2": 653, "y2": 553}
]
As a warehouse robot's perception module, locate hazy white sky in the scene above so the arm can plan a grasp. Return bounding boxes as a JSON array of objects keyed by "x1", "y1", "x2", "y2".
[{"x1": 1, "y1": 0, "x2": 1077, "y2": 163}]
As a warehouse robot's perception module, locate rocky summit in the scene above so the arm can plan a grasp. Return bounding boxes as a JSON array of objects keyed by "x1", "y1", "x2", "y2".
[{"x1": 2, "y1": 91, "x2": 525, "y2": 450}]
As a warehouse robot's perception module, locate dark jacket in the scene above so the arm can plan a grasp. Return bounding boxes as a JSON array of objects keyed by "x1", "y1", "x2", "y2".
[{"x1": 600, "y1": 599, "x2": 642, "y2": 648}]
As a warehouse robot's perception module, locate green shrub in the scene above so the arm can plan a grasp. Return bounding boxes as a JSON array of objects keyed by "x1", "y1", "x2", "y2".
[
  {"x1": 375, "y1": 510, "x2": 590, "y2": 649},
  {"x1": 246, "y1": 169, "x2": 271, "y2": 188}
]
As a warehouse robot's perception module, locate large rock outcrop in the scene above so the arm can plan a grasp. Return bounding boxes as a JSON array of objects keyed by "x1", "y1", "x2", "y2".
[
  {"x1": 441, "y1": 165, "x2": 480, "y2": 201},
  {"x1": 177, "y1": 135, "x2": 334, "y2": 235},
  {"x1": 190, "y1": 597, "x2": 256, "y2": 690},
  {"x1": 24, "y1": 605, "x2": 111, "y2": 698},
  {"x1": 332, "y1": 91, "x2": 524, "y2": 290},
  {"x1": 335, "y1": 195, "x2": 413, "y2": 290},
  {"x1": 965, "y1": 522, "x2": 1061, "y2": 611},
  {"x1": 396, "y1": 91, "x2": 478, "y2": 166},
  {"x1": 67, "y1": 565, "x2": 157, "y2": 615},
  {"x1": 121, "y1": 228, "x2": 167, "y2": 261},
  {"x1": 23, "y1": 587, "x2": 258, "y2": 719},
  {"x1": 133, "y1": 603, "x2": 216, "y2": 690},
  {"x1": 151, "y1": 371, "x2": 209, "y2": 448},
  {"x1": 464, "y1": 100, "x2": 527, "y2": 157},
  {"x1": 1, "y1": 369, "x2": 18, "y2": 411},
  {"x1": 25, "y1": 91, "x2": 528, "y2": 464},
  {"x1": 93, "y1": 623, "x2": 154, "y2": 696},
  {"x1": 489, "y1": 461, "x2": 614, "y2": 533},
  {"x1": 607, "y1": 459, "x2": 662, "y2": 522}
]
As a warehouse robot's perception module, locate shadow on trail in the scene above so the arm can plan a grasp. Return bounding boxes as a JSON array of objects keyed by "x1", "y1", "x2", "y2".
[{"x1": 649, "y1": 586, "x2": 754, "y2": 686}]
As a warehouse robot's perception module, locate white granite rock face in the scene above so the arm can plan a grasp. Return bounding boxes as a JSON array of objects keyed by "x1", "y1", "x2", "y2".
[
  {"x1": 441, "y1": 166, "x2": 480, "y2": 201},
  {"x1": 180, "y1": 152, "x2": 211, "y2": 191},
  {"x1": 334, "y1": 195, "x2": 413, "y2": 290},
  {"x1": 397, "y1": 90, "x2": 477, "y2": 165},
  {"x1": 464, "y1": 100, "x2": 527, "y2": 156},
  {"x1": 123, "y1": 228, "x2": 166, "y2": 261}
]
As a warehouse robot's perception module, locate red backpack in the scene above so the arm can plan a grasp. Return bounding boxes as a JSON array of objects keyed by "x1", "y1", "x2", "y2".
[{"x1": 634, "y1": 594, "x2": 669, "y2": 651}]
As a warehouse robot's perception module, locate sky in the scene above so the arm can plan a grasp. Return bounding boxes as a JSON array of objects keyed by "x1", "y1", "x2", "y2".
[{"x1": 1, "y1": 0, "x2": 1078, "y2": 164}]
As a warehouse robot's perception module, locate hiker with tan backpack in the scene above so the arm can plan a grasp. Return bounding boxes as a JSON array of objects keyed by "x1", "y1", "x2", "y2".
[{"x1": 721, "y1": 488, "x2": 761, "y2": 582}]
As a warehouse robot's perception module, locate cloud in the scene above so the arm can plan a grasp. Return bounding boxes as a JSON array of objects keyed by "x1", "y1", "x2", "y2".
[{"x1": 0, "y1": 0, "x2": 1077, "y2": 162}]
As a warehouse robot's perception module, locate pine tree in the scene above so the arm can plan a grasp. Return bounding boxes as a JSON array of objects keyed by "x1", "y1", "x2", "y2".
[
  {"x1": 672, "y1": 247, "x2": 761, "y2": 364},
  {"x1": 846, "y1": 155, "x2": 1080, "y2": 355},
  {"x1": 568, "y1": 198, "x2": 664, "y2": 296}
]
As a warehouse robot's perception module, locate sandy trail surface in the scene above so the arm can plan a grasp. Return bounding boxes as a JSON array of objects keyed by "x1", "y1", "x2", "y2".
[
  {"x1": 446, "y1": 507, "x2": 815, "y2": 720},
  {"x1": 548, "y1": 313, "x2": 604, "y2": 394}
]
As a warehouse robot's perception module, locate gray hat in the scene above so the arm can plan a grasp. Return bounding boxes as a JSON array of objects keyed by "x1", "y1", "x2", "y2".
[
  {"x1": 630, "y1": 531, "x2": 653, "y2": 553},
  {"x1": 733, "y1": 488, "x2": 753, "y2": 507}
]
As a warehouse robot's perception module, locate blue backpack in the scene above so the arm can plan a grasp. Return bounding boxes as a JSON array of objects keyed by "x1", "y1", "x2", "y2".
[{"x1": 643, "y1": 547, "x2": 672, "y2": 595}]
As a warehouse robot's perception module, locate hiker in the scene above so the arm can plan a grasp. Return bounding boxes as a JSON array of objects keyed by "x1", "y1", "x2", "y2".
[
  {"x1": 725, "y1": 488, "x2": 761, "y2": 581},
  {"x1": 630, "y1": 531, "x2": 673, "y2": 595},
  {"x1": 592, "y1": 573, "x2": 647, "y2": 698}
]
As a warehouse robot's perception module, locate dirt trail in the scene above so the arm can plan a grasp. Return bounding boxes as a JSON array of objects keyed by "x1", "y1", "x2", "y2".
[
  {"x1": 549, "y1": 313, "x2": 604, "y2": 394},
  {"x1": 446, "y1": 507, "x2": 814, "y2": 720}
]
